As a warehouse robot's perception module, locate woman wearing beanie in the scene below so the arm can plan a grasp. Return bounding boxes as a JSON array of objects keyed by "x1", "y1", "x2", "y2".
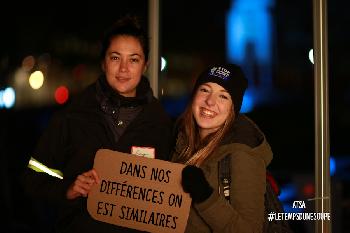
[{"x1": 172, "y1": 64, "x2": 273, "y2": 233}]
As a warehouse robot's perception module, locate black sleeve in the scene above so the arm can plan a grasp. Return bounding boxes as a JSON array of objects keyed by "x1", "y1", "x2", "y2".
[{"x1": 20, "y1": 110, "x2": 74, "y2": 204}]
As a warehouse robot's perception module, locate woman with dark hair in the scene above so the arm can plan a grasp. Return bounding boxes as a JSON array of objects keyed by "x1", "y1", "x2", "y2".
[
  {"x1": 172, "y1": 64, "x2": 273, "y2": 233},
  {"x1": 22, "y1": 15, "x2": 173, "y2": 233}
]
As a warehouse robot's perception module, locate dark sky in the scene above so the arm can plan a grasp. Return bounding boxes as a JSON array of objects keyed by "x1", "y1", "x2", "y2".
[
  {"x1": 1, "y1": 1, "x2": 350, "y2": 232},
  {"x1": 1, "y1": 0, "x2": 349, "y2": 167}
]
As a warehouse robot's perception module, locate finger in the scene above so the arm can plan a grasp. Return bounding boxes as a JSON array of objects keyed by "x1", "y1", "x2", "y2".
[
  {"x1": 73, "y1": 185, "x2": 88, "y2": 197},
  {"x1": 74, "y1": 179, "x2": 94, "y2": 191},
  {"x1": 67, "y1": 184, "x2": 83, "y2": 200},
  {"x1": 77, "y1": 174, "x2": 95, "y2": 185},
  {"x1": 82, "y1": 170, "x2": 99, "y2": 184},
  {"x1": 72, "y1": 182, "x2": 91, "y2": 196},
  {"x1": 90, "y1": 169, "x2": 100, "y2": 184}
]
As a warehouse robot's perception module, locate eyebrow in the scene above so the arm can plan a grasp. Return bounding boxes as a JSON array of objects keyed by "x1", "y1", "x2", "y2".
[
  {"x1": 220, "y1": 89, "x2": 229, "y2": 93},
  {"x1": 109, "y1": 52, "x2": 142, "y2": 57}
]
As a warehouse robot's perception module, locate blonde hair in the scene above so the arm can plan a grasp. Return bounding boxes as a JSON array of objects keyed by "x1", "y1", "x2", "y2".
[{"x1": 176, "y1": 98, "x2": 235, "y2": 166}]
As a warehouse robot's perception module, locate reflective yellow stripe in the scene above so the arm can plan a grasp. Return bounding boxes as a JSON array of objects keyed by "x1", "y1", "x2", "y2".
[{"x1": 28, "y1": 157, "x2": 63, "y2": 179}]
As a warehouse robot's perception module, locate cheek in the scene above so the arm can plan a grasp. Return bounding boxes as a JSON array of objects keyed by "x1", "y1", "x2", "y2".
[
  {"x1": 132, "y1": 73, "x2": 142, "y2": 84},
  {"x1": 192, "y1": 98, "x2": 203, "y2": 117},
  {"x1": 191, "y1": 97, "x2": 202, "y2": 114},
  {"x1": 192, "y1": 93, "x2": 205, "y2": 105},
  {"x1": 219, "y1": 103, "x2": 232, "y2": 118},
  {"x1": 129, "y1": 66, "x2": 143, "y2": 79},
  {"x1": 104, "y1": 62, "x2": 116, "y2": 74}
]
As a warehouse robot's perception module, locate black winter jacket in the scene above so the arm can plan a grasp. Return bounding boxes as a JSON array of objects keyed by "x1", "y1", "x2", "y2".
[{"x1": 22, "y1": 76, "x2": 173, "y2": 233}]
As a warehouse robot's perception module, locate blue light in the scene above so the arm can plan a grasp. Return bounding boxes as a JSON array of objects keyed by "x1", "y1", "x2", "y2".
[
  {"x1": 240, "y1": 89, "x2": 255, "y2": 113},
  {"x1": 226, "y1": 11, "x2": 245, "y2": 63},
  {"x1": 226, "y1": 0, "x2": 275, "y2": 98},
  {"x1": 279, "y1": 184, "x2": 297, "y2": 202},
  {"x1": 279, "y1": 184, "x2": 300, "y2": 213},
  {"x1": 283, "y1": 203, "x2": 304, "y2": 213},
  {"x1": 226, "y1": 0, "x2": 274, "y2": 63},
  {"x1": 0, "y1": 87, "x2": 16, "y2": 109},
  {"x1": 162, "y1": 95, "x2": 189, "y2": 118},
  {"x1": 0, "y1": 90, "x2": 3, "y2": 108},
  {"x1": 330, "y1": 156, "x2": 336, "y2": 176}
]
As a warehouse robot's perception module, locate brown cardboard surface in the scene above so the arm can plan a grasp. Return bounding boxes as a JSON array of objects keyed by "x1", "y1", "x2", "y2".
[{"x1": 87, "y1": 149, "x2": 191, "y2": 233}]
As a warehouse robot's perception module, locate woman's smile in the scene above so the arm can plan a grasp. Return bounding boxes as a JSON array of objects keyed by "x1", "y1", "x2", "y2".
[
  {"x1": 192, "y1": 82, "x2": 233, "y2": 139},
  {"x1": 199, "y1": 107, "x2": 217, "y2": 118}
]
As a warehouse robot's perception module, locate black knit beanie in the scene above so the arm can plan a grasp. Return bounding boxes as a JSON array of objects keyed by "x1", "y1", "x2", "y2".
[{"x1": 193, "y1": 64, "x2": 248, "y2": 115}]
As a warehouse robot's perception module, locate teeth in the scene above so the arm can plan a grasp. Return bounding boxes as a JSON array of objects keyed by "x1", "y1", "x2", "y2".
[{"x1": 200, "y1": 108, "x2": 216, "y2": 117}]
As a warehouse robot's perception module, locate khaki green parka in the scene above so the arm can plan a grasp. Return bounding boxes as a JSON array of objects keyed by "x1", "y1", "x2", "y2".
[{"x1": 172, "y1": 115, "x2": 273, "y2": 233}]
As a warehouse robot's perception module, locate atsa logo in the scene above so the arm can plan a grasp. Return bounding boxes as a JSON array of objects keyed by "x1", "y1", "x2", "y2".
[
  {"x1": 209, "y1": 67, "x2": 231, "y2": 80},
  {"x1": 292, "y1": 201, "x2": 306, "y2": 209}
]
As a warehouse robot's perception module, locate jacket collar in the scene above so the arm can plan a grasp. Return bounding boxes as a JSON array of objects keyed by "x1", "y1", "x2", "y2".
[{"x1": 96, "y1": 75, "x2": 153, "y2": 108}]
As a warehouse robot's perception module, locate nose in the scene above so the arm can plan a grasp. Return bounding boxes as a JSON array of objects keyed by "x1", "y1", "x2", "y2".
[
  {"x1": 119, "y1": 59, "x2": 128, "y2": 72},
  {"x1": 205, "y1": 93, "x2": 216, "y2": 106}
]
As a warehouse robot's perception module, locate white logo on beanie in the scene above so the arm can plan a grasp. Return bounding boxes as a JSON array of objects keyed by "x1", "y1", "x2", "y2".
[{"x1": 209, "y1": 67, "x2": 230, "y2": 80}]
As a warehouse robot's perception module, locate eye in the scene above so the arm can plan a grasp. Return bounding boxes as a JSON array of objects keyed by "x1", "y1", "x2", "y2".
[
  {"x1": 219, "y1": 94, "x2": 229, "y2": 100},
  {"x1": 130, "y1": 58, "x2": 140, "y2": 63},
  {"x1": 199, "y1": 87, "x2": 209, "y2": 93},
  {"x1": 111, "y1": 56, "x2": 119, "y2": 61}
]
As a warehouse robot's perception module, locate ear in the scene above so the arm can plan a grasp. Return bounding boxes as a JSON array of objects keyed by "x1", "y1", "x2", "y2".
[{"x1": 143, "y1": 61, "x2": 149, "y2": 74}]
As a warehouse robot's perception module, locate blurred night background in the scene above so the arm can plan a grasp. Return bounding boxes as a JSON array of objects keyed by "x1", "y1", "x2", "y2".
[{"x1": 1, "y1": 0, "x2": 349, "y2": 232}]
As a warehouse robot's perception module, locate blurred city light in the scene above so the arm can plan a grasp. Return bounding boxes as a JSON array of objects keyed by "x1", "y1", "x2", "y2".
[
  {"x1": 226, "y1": 0, "x2": 274, "y2": 64},
  {"x1": 283, "y1": 203, "x2": 304, "y2": 213},
  {"x1": 161, "y1": 57, "x2": 167, "y2": 71},
  {"x1": 279, "y1": 183, "x2": 297, "y2": 202},
  {"x1": 279, "y1": 183, "x2": 301, "y2": 213},
  {"x1": 240, "y1": 89, "x2": 255, "y2": 113},
  {"x1": 332, "y1": 156, "x2": 350, "y2": 180},
  {"x1": 29, "y1": 71, "x2": 44, "y2": 90},
  {"x1": 302, "y1": 183, "x2": 315, "y2": 197},
  {"x1": 54, "y1": 86, "x2": 69, "y2": 104},
  {"x1": 226, "y1": 0, "x2": 275, "y2": 108},
  {"x1": 0, "y1": 90, "x2": 3, "y2": 107},
  {"x1": 309, "y1": 49, "x2": 314, "y2": 64},
  {"x1": 72, "y1": 64, "x2": 87, "y2": 80},
  {"x1": 0, "y1": 87, "x2": 16, "y2": 109},
  {"x1": 330, "y1": 156, "x2": 336, "y2": 176},
  {"x1": 14, "y1": 68, "x2": 29, "y2": 87},
  {"x1": 22, "y1": 55, "x2": 35, "y2": 71}
]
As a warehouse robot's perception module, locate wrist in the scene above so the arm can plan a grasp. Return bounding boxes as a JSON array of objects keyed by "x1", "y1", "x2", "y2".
[{"x1": 192, "y1": 185, "x2": 213, "y2": 203}]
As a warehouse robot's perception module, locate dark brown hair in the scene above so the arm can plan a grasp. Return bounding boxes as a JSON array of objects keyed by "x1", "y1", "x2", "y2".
[
  {"x1": 100, "y1": 15, "x2": 149, "y2": 61},
  {"x1": 175, "y1": 90, "x2": 235, "y2": 166}
]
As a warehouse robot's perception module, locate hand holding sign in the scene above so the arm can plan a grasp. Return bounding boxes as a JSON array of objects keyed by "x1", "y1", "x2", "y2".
[
  {"x1": 87, "y1": 149, "x2": 191, "y2": 233},
  {"x1": 181, "y1": 165, "x2": 213, "y2": 203},
  {"x1": 67, "y1": 169, "x2": 100, "y2": 200}
]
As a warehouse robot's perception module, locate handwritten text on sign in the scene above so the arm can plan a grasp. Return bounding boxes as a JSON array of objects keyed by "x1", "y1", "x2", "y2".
[{"x1": 87, "y1": 149, "x2": 191, "y2": 233}]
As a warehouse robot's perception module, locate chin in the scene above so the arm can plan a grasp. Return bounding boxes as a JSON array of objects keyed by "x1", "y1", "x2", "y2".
[{"x1": 197, "y1": 122, "x2": 215, "y2": 130}]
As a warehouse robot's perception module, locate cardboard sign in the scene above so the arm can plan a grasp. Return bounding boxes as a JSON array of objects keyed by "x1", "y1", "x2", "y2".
[{"x1": 87, "y1": 149, "x2": 191, "y2": 233}]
